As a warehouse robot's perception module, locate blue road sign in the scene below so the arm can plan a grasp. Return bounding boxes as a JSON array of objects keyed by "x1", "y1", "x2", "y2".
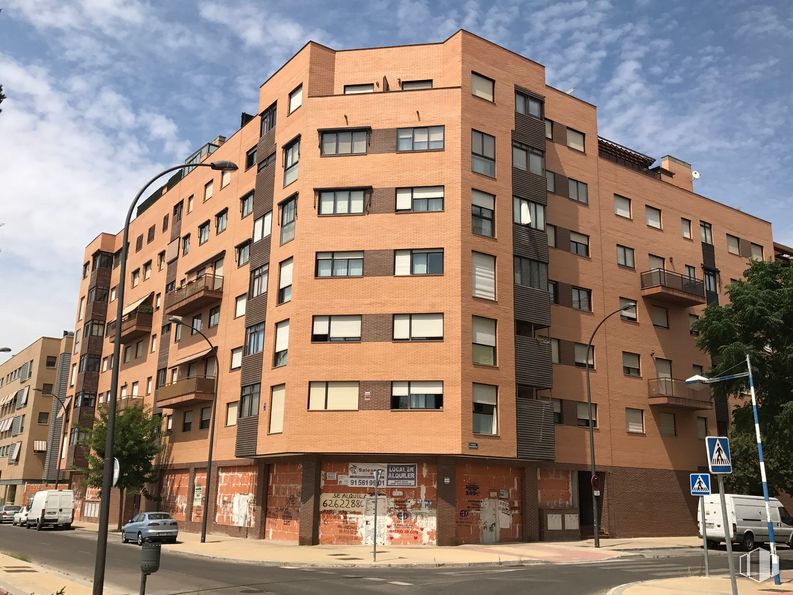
[
  {"x1": 706, "y1": 436, "x2": 732, "y2": 474},
  {"x1": 690, "y1": 473, "x2": 711, "y2": 496}
]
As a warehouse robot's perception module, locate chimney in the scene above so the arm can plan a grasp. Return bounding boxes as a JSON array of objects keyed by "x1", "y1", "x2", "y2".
[
  {"x1": 211, "y1": 135, "x2": 227, "y2": 147},
  {"x1": 659, "y1": 155, "x2": 693, "y2": 192}
]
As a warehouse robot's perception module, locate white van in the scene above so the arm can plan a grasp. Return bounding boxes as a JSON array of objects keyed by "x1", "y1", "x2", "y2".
[
  {"x1": 699, "y1": 493, "x2": 793, "y2": 550},
  {"x1": 26, "y1": 490, "x2": 74, "y2": 530}
]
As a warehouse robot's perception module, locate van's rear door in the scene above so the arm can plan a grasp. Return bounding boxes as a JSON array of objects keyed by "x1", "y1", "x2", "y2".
[{"x1": 57, "y1": 493, "x2": 73, "y2": 523}]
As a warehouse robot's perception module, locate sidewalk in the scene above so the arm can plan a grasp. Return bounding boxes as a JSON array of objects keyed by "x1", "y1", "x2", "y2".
[
  {"x1": 75, "y1": 522, "x2": 699, "y2": 567},
  {"x1": 610, "y1": 570, "x2": 793, "y2": 594},
  {"x1": 0, "y1": 551, "x2": 112, "y2": 595}
]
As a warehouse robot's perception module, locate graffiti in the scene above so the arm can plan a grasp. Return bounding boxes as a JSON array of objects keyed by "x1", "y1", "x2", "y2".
[
  {"x1": 465, "y1": 483, "x2": 480, "y2": 496},
  {"x1": 232, "y1": 493, "x2": 254, "y2": 527}
]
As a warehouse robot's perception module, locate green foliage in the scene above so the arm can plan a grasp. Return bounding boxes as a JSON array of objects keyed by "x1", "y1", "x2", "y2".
[
  {"x1": 694, "y1": 259, "x2": 793, "y2": 495},
  {"x1": 83, "y1": 405, "x2": 162, "y2": 493}
]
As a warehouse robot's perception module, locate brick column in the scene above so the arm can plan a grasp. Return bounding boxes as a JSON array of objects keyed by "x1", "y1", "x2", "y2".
[
  {"x1": 436, "y1": 457, "x2": 458, "y2": 546},
  {"x1": 207, "y1": 463, "x2": 220, "y2": 533},
  {"x1": 522, "y1": 464, "x2": 539, "y2": 541},
  {"x1": 185, "y1": 466, "x2": 196, "y2": 522},
  {"x1": 299, "y1": 456, "x2": 320, "y2": 545},
  {"x1": 252, "y1": 461, "x2": 269, "y2": 540}
]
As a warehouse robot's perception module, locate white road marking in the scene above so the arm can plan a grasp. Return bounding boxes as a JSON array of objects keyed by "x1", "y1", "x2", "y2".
[
  {"x1": 388, "y1": 581, "x2": 414, "y2": 586},
  {"x1": 364, "y1": 577, "x2": 387, "y2": 581}
]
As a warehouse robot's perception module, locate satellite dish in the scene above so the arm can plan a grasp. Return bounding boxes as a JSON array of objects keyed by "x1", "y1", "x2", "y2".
[{"x1": 692, "y1": 170, "x2": 701, "y2": 180}]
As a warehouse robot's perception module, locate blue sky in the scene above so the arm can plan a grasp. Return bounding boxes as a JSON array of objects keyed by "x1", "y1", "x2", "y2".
[{"x1": 1, "y1": 0, "x2": 791, "y2": 359}]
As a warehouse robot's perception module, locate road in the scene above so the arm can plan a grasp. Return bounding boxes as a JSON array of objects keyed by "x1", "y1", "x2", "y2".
[{"x1": 0, "y1": 525, "x2": 790, "y2": 594}]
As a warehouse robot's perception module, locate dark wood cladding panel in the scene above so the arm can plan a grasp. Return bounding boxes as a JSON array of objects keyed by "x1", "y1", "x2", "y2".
[
  {"x1": 557, "y1": 281, "x2": 573, "y2": 308},
  {"x1": 76, "y1": 371, "x2": 99, "y2": 394},
  {"x1": 515, "y1": 335, "x2": 553, "y2": 389},
  {"x1": 701, "y1": 242, "x2": 716, "y2": 268},
  {"x1": 169, "y1": 216, "x2": 182, "y2": 243},
  {"x1": 561, "y1": 399, "x2": 579, "y2": 426},
  {"x1": 368, "y1": 187, "x2": 395, "y2": 214},
  {"x1": 361, "y1": 313, "x2": 393, "y2": 342},
  {"x1": 240, "y1": 353, "x2": 263, "y2": 386},
  {"x1": 556, "y1": 226, "x2": 571, "y2": 254},
  {"x1": 513, "y1": 116, "x2": 546, "y2": 151},
  {"x1": 246, "y1": 293, "x2": 267, "y2": 325},
  {"x1": 364, "y1": 249, "x2": 393, "y2": 276},
  {"x1": 738, "y1": 238, "x2": 752, "y2": 258},
  {"x1": 513, "y1": 225, "x2": 549, "y2": 262},
  {"x1": 257, "y1": 128, "x2": 276, "y2": 161},
  {"x1": 250, "y1": 236, "x2": 271, "y2": 269},
  {"x1": 234, "y1": 415, "x2": 258, "y2": 458},
  {"x1": 254, "y1": 163, "x2": 276, "y2": 216},
  {"x1": 89, "y1": 267, "x2": 112, "y2": 290},
  {"x1": 516, "y1": 398, "x2": 555, "y2": 461},
  {"x1": 359, "y1": 381, "x2": 391, "y2": 410},
  {"x1": 82, "y1": 335, "x2": 104, "y2": 356},
  {"x1": 84, "y1": 300, "x2": 108, "y2": 322},
  {"x1": 553, "y1": 172, "x2": 569, "y2": 200},
  {"x1": 369, "y1": 128, "x2": 397, "y2": 154},
  {"x1": 512, "y1": 168, "x2": 547, "y2": 204},
  {"x1": 559, "y1": 338, "x2": 576, "y2": 367},
  {"x1": 514, "y1": 285, "x2": 551, "y2": 328},
  {"x1": 552, "y1": 121, "x2": 568, "y2": 146}
]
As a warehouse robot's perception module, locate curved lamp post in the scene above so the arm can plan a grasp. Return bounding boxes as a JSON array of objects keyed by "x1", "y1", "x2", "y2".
[
  {"x1": 585, "y1": 303, "x2": 636, "y2": 548},
  {"x1": 168, "y1": 315, "x2": 218, "y2": 544},
  {"x1": 93, "y1": 160, "x2": 237, "y2": 595}
]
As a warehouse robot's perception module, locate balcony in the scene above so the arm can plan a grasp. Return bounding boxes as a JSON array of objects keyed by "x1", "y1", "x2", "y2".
[
  {"x1": 648, "y1": 378, "x2": 712, "y2": 410},
  {"x1": 640, "y1": 269, "x2": 706, "y2": 306},
  {"x1": 117, "y1": 309, "x2": 153, "y2": 343},
  {"x1": 155, "y1": 375, "x2": 215, "y2": 409},
  {"x1": 164, "y1": 274, "x2": 223, "y2": 316}
]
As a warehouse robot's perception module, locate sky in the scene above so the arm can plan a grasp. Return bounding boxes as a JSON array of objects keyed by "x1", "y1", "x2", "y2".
[{"x1": 0, "y1": 0, "x2": 791, "y2": 361}]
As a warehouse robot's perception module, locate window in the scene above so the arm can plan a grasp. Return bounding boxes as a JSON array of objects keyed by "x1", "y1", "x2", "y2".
[
  {"x1": 472, "y1": 252, "x2": 496, "y2": 300},
  {"x1": 393, "y1": 313, "x2": 443, "y2": 341},
  {"x1": 316, "y1": 251, "x2": 364, "y2": 277},
  {"x1": 689, "y1": 314, "x2": 700, "y2": 336},
  {"x1": 705, "y1": 270, "x2": 718, "y2": 293},
  {"x1": 616, "y1": 244, "x2": 635, "y2": 268},
  {"x1": 142, "y1": 261, "x2": 152, "y2": 280},
  {"x1": 270, "y1": 385, "x2": 285, "y2": 433},
  {"x1": 547, "y1": 224, "x2": 556, "y2": 247},
  {"x1": 174, "y1": 323, "x2": 182, "y2": 342},
  {"x1": 215, "y1": 209, "x2": 228, "y2": 234},
  {"x1": 512, "y1": 142, "x2": 544, "y2": 175},
  {"x1": 396, "y1": 186, "x2": 443, "y2": 212},
  {"x1": 110, "y1": 286, "x2": 117, "y2": 302},
  {"x1": 566, "y1": 128, "x2": 585, "y2": 152},
  {"x1": 726, "y1": 234, "x2": 740, "y2": 255},
  {"x1": 680, "y1": 217, "x2": 692, "y2": 239},
  {"x1": 472, "y1": 129, "x2": 495, "y2": 176},
  {"x1": 234, "y1": 295, "x2": 247, "y2": 318},
  {"x1": 46, "y1": 356, "x2": 57, "y2": 368},
  {"x1": 614, "y1": 195, "x2": 631, "y2": 218},
  {"x1": 626, "y1": 408, "x2": 644, "y2": 433},
  {"x1": 515, "y1": 90, "x2": 542, "y2": 117},
  {"x1": 471, "y1": 72, "x2": 494, "y2": 101},
  {"x1": 135, "y1": 234, "x2": 143, "y2": 252},
  {"x1": 319, "y1": 189, "x2": 365, "y2": 215},
  {"x1": 570, "y1": 232, "x2": 589, "y2": 257},
  {"x1": 576, "y1": 402, "x2": 597, "y2": 427},
  {"x1": 182, "y1": 234, "x2": 190, "y2": 256},
  {"x1": 37, "y1": 411, "x2": 49, "y2": 425},
  {"x1": 279, "y1": 196, "x2": 296, "y2": 244},
  {"x1": 568, "y1": 178, "x2": 588, "y2": 204},
  {"x1": 394, "y1": 249, "x2": 443, "y2": 276},
  {"x1": 514, "y1": 256, "x2": 547, "y2": 289},
  {"x1": 513, "y1": 196, "x2": 545, "y2": 230},
  {"x1": 472, "y1": 316, "x2": 496, "y2": 365},
  {"x1": 273, "y1": 320, "x2": 289, "y2": 367},
  {"x1": 620, "y1": 298, "x2": 638, "y2": 321},
  {"x1": 240, "y1": 192, "x2": 253, "y2": 218},
  {"x1": 473, "y1": 383, "x2": 497, "y2": 434},
  {"x1": 240, "y1": 384, "x2": 260, "y2": 418},
  {"x1": 471, "y1": 190, "x2": 495, "y2": 236},
  {"x1": 157, "y1": 251, "x2": 165, "y2": 271},
  {"x1": 220, "y1": 169, "x2": 231, "y2": 189},
  {"x1": 548, "y1": 280, "x2": 559, "y2": 304},
  {"x1": 623, "y1": 352, "x2": 641, "y2": 377},
  {"x1": 321, "y1": 130, "x2": 368, "y2": 155},
  {"x1": 344, "y1": 83, "x2": 374, "y2": 94},
  {"x1": 245, "y1": 146, "x2": 257, "y2": 169},
  {"x1": 398, "y1": 126, "x2": 444, "y2": 151},
  {"x1": 646, "y1": 206, "x2": 662, "y2": 229},
  {"x1": 700, "y1": 221, "x2": 713, "y2": 244},
  {"x1": 648, "y1": 254, "x2": 665, "y2": 270},
  {"x1": 572, "y1": 287, "x2": 592, "y2": 311},
  {"x1": 200, "y1": 407, "x2": 211, "y2": 430},
  {"x1": 401, "y1": 79, "x2": 433, "y2": 90},
  {"x1": 545, "y1": 119, "x2": 553, "y2": 139},
  {"x1": 312, "y1": 315, "x2": 362, "y2": 342},
  {"x1": 251, "y1": 264, "x2": 269, "y2": 298},
  {"x1": 751, "y1": 243, "x2": 764, "y2": 260},
  {"x1": 308, "y1": 381, "x2": 360, "y2": 411},
  {"x1": 659, "y1": 412, "x2": 676, "y2": 437},
  {"x1": 203, "y1": 180, "x2": 214, "y2": 202},
  {"x1": 685, "y1": 265, "x2": 697, "y2": 280},
  {"x1": 253, "y1": 211, "x2": 272, "y2": 240},
  {"x1": 236, "y1": 241, "x2": 251, "y2": 266},
  {"x1": 191, "y1": 315, "x2": 202, "y2": 335},
  {"x1": 551, "y1": 338, "x2": 559, "y2": 363},
  {"x1": 391, "y1": 381, "x2": 443, "y2": 410},
  {"x1": 226, "y1": 402, "x2": 239, "y2": 426},
  {"x1": 187, "y1": 196, "x2": 194, "y2": 213},
  {"x1": 82, "y1": 262, "x2": 89, "y2": 278},
  {"x1": 131, "y1": 269, "x2": 140, "y2": 287},
  {"x1": 696, "y1": 416, "x2": 708, "y2": 440},
  {"x1": 651, "y1": 305, "x2": 669, "y2": 328},
  {"x1": 230, "y1": 347, "x2": 243, "y2": 370},
  {"x1": 146, "y1": 377, "x2": 152, "y2": 395},
  {"x1": 151, "y1": 334, "x2": 157, "y2": 352},
  {"x1": 182, "y1": 410, "x2": 193, "y2": 432},
  {"x1": 198, "y1": 222, "x2": 210, "y2": 245},
  {"x1": 693, "y1": 364, "x2": 704, "y2": 376},
  {"x1": 283, "y1": 139, "x2": 300, "y2": 186},
  {"x1": 574, "y1": 343, "x2": 594, "y2": 368},
  {"x1": 244, "y1": 322, "x2": 264, "y2": 355},
  {"x1": 208, "y1": 306, "x2": 220, "y2": 328},
  {"x1": 551, "y1": 398, "x2": 562, "y2": 423},
  {"x1": 278, "y1": 259, "x2": 292, "y2": 303},
  {"x1": 258, "y1": 152, "x2": 276, "y2": 171},
  {"x1": 288, "y1": 84, "x2": 302, "y2": 113},
  {"x1": 545, "y1": 170, "x2": 555, "y2": 193},
  {"x1": 260, "y1": 102, "x2": 276, "y2": 135}
]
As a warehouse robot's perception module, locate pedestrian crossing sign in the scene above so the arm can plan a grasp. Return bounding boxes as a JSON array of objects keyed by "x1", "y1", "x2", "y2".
[
  {"x1": 690, "y1": 473, "x2": 711, "y2": 496},
  {"x1": 706, "y1": 436, "x2": 732, "y2": 474}
]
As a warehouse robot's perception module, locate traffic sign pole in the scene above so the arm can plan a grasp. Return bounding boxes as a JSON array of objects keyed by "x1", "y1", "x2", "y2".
[
  {"x1": 700, "y1": 496, "x2": 709, "y2": 577},
  {"x1": 717, "y1": 475, "x2": 738, "y2": 595}
]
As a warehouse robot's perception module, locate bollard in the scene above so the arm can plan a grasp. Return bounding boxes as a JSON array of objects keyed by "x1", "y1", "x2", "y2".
[{"x1": 139, "y1": 541, "x2": 161, "y2": 595}]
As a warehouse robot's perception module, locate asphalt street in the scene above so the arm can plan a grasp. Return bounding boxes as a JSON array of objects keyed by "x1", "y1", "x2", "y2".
[{"x1": 0, "y1": 524, "x2": 790, "y2": 594}]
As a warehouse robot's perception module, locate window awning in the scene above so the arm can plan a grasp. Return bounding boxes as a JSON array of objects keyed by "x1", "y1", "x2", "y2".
[
  {"x1": 170, "y1": 346, "x2": 213, "y2": 367},
  {"x1": 33, "y1": 440, "x2": 47, "y2": 452},
  {"x1": 122, "y1": 292, "x2": 154, "y2": 316}
]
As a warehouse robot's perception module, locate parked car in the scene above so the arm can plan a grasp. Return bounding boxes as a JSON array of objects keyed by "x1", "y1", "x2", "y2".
[
  {"x1": 122, "y1": 512, "x2": 178, "y2": 545},
  {"x1": 0, "y1": 505, "x2": 21, "y2": 523},
  {"x1": 12, "y1": 504, "x2": 30, "y2": 527},
  {"x1": 699, "y1": 493, "x2": 793, "y2": 550},
  {"x1": 26, "y1": 490, "x2": 74, "y2": 530}
]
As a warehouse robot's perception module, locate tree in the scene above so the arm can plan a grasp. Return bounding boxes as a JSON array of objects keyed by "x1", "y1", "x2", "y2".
[
  {"x1": 82, "y1": 405, "x2": 163, "y2": 529},
  {"x1": 694, "y1": 258, "x2": 793, "y2": 495}
]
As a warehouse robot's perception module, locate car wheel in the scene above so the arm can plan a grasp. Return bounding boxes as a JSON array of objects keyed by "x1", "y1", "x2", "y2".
[
  {"x1": 36, "y1": 517, "x2": 43, "y2": 531},
  {"x1": 122, "y1": 532, "x2": 128, "y2": 544},
  {"x1": 706, "y1": 540, "x2": 719, "y2": 549},
  {"x1": 137, "y1": 532, "x2": 144, "y2": 546},
  {"x1": 743, "y1": 532, "x2": 755, "y2": 551}
]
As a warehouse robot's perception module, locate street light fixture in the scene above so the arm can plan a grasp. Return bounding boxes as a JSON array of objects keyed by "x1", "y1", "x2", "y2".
[
  {"x1": 0, "y1": 347, "x2": 11, "y2": 353},
  {"x1": 167, "y1": 315, "x2": 219, "y2": 544},
  {"x1": 585, "y1": 303, "x2": 636, "y2": 548},
  {"x1": 685, "y1": 354, "x2": 781, "y2": 586},
  {"x1": 93, "y1": 160, "x2": 237, "y2": 595}
]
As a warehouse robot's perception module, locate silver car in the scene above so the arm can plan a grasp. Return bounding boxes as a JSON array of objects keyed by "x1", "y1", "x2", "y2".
[
  {"x1": 0, "y1": 505, "x2": 21, "y2": 523},
  {"x1": 121, "y1": 512, "x2": 178, "y2": 545}
]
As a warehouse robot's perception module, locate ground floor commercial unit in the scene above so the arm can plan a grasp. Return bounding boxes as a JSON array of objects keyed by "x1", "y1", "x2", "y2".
[{"x1": 71, "y1": 455, "x2": 699, "y2": 544}]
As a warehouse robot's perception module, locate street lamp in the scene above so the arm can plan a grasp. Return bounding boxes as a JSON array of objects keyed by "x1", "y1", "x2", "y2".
[
  {"x1": 93, "y1": 159, "x2": 237, "y2": 595},
  {"x1": 0, "y1": 348, "x2": 11, "y2": 352},
  {"x1": 686, "y1": 354, "x2": 781, "y2": 585},
  {"x1": 585, "y1": 303, "x2": 636, "y2": 548},
  {"x1": 167, "y1": 315, "x2": 218, "y2": 544},
  {"x1": 33, "y1": 388, "x2": 69, "y2": 489}
]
